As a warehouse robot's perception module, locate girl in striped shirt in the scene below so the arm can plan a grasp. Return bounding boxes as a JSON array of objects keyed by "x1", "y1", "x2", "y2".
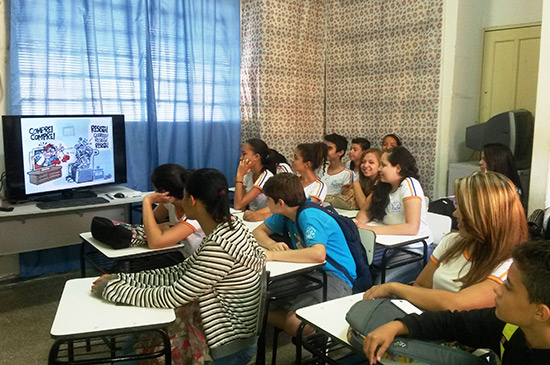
[{"x1": 93, "y1": 168, "x2": 266, "y2": 363}]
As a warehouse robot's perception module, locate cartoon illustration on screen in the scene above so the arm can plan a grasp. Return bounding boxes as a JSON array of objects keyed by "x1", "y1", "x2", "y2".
[
  {"x1": 22, "y1": 117, "x2": 116, "y2": 193},
  {"x1": 66, "y1": 138, "x2": 101, "y2": 183},
  {"x1": 27, "y1": 144, "x2": 71, "y2": 185},
  {"x1": 33, "y1": 144, "x2": 70, "y2": 169}
]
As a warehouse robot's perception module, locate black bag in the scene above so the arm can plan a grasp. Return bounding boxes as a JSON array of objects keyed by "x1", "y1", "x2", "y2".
[
  {"x1": 346, "y1": 298, "x2": 489, "y2": 364},
  {"x1": 527, "y1": 209, "x2": 545, "y2": 239},
  {"x1": 295, "y1": 201, "x2": 372, "y2": 293},
  {"x1": 429, "y1": 198, "x2": 458, "y2": 230},
  {"x1": 91, "y1": 216, "x2": 147, "y2": 249}
]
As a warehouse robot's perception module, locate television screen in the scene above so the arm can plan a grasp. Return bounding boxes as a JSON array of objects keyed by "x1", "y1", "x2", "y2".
[
  {"x1": 2, "y1": 115, "x2": 127, "y2": 202},
  {"x1": 465, "y1": 109, "x2": 534, "y2": 169}
]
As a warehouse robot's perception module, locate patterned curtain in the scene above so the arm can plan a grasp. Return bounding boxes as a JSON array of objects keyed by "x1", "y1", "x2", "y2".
[
  {"x1": 325, "y1": 0, "x2": 443, "y2": 197},
  {"x1": 241, "y1": 0, "x2": 443, "y2": 197},
  {"x1": 241, "y1": 0, "x2": 326, "y2": 159}
]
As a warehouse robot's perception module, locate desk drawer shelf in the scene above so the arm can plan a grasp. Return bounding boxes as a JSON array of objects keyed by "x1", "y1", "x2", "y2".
[{"x1": 49, "y1": 329, "x2": 170, "y2": 364}]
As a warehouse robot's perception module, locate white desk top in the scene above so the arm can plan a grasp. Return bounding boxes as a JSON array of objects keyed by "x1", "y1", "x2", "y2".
[
  {"x1": 375, "y1": 233, "x2": 429, "y2": 247},
  {"x1": 81, "y1": 232, "x2": 185, "y2": 259},
  {"x1": 266, "y1": 261, "x2": 325, "y2": 279},
  {"x1": 334, "y1": 208, "x2": 359, "y2": 218},
  {"x1": 51, "y1": 277, "x2": 175, "y2": 339},
  {"x1": 332, "y1": 208, "x2": 429, "y2": 247},
  {"x1": 296, "y1": 293, "x2": 363, "y2": 345},
  {"x1": 0, "y1": 185, "x2": 147, "y2": 218},
  {"x1": 230, "y1": 209, "x2": 263, "y2": 232}
]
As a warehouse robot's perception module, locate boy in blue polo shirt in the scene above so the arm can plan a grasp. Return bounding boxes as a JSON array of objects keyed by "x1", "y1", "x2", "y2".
[{"x1": 253, "y1": 173, "x2": 356, "y2": 337}]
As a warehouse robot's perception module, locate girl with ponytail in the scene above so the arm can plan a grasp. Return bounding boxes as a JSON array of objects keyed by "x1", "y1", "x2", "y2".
[
  {"x1": 234, "y1": 138, "x2": 274, "y2": 211},
  {"x1": 292, "y1": 142, "x2": 328, "y2": 204},
  {"x1": 92, "y1": 168, "x2": 266, "y2": 363}
]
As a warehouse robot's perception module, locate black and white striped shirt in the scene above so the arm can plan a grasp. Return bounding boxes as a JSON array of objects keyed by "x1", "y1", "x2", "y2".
[{"x1": 102, "y1": 217, "x2": 266, "y2": 351}]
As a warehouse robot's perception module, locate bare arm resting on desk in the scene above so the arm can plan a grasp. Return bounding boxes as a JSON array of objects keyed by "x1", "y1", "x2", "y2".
[
  {"x1": 363, "y1": 261, "x2": 500, "y2": 311},
  {"x1": 357, "y1": 197, "x2": 421, "y2": 235},
  {"x1": 253, "y1": 223, "x2": 326, "y2": 263},
  {"x1": 253, "y1": 223, "x2": 290, "y2": 251}
]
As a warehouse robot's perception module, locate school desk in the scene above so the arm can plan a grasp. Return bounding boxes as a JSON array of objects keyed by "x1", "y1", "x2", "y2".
[{"x1": 49, "y1": 277, "x2": 175, "y2": 364}]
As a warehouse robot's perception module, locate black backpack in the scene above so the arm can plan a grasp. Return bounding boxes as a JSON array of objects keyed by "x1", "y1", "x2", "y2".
[
  {"x1": 428, "y1": 198, "x2": 458, "y2": 230},
  {"x1": 294, "y1": 201, "x2": 372, "y2": 293}
]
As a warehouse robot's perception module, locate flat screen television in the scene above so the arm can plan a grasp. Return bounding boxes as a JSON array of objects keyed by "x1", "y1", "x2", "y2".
[
  {"x1": 2, "y1": 114, "x2": 127, "y2": 203},
  {"x1": 465, "y1": 109, "x2": 534, "y2": 170}
]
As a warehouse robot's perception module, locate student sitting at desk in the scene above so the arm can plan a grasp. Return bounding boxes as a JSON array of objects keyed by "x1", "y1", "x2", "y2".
[
  {"x1": 253, "y1": 173, "x2": 356, "y2": 337},
  {"x1": 292, "y1": 142, "x2": 328, "y2": 204},
  {"x1": 356, "y1": 146, "x2": 432, "y2": 283},
  {"x1": 329, "y1": 148, "x2": 381, "y2": 210},
  {"x1": 363, "y1": 172, "x2": 528, "y2": 312},
  {"x1": 92, "y1": 168, "x2": 266, "y2": 364},
  {"x1": 144, "y1": 163, "x2": 204, "y2": 258},
  {"x1": 363, "y1": 240, "x2": 550, "y2": 365},
  {"x1": 346, "y1": 137, "x2": 371, "y2": 182},
  {"x1": 320, "y1": 133, "x2": 352, "y2": 195}
]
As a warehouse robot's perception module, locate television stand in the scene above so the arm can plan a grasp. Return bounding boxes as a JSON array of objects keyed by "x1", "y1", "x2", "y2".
[{"x1": 0, "y1": 185, "x2": 147, "y2": 256}]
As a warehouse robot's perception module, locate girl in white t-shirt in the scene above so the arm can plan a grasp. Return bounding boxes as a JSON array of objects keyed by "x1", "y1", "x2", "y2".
[
  {"x1": 234, "y1": 139, "x2": 274, "y2": 211},
  {"x1": 144, "y1": 164, "x2": 204, "y2": 257},
  {"x1": 356, "y1": 146, "x2": 431, "y2": 240},
  {"x1": 292, "y1": 142, "x2": 328, "y2": 204},
  {"x1": 363, "y1": 172, "x2": 528, "y2": 312},
  {"x1": 350, "y1": 148, "x2": 382, "y2": 208}
]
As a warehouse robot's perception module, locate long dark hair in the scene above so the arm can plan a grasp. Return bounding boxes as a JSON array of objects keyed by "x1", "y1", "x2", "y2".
[
  {"x1": 150, "y1": 164, "x2": 191, "y2": 200},
  {"x1": 266, "y1": 148, "x2": 288, "y2": 175},
  {"x1": 185, "y1": 168, "x2": 232, "y2": 228},
  {"x1": 296, "y1": 142, "x2": 328, "y2": 174},
  {"x1": 246, "y1": 138, "x2": 269, "y2": 172},
  {"x1": 483, "y1": 143, "x2": 522, "y2": 193},
  {"x1": 368, "y1": 146, "x2": 419, "y2": 221}
]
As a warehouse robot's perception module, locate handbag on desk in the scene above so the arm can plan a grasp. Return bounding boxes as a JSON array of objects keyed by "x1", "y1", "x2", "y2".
[
  {"x1": 91, "y1": 216, "x2": 147, "y2": 249},
  {"x1": 345, "y1": 298, "x2": 490, "y2": 364}
]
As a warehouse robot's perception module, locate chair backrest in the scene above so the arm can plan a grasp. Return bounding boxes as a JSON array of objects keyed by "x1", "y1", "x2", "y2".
[
  {"x1": 255, "y1": 268, "x2": 269, "y2": 365},
  {"x1": 358, "y1": 228, "x2": 376, "y2": 265},
  {"x1": 426, "y1": 212, "x2": 452, "y2": 245}
]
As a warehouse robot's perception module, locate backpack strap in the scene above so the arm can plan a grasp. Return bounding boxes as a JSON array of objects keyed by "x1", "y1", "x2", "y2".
[
  {"x1": 294, "y1": 202, "x2": 356, "y2": 286},
  {"x1": 500, "y1": 323, "x2": 518, "y2": 359}
]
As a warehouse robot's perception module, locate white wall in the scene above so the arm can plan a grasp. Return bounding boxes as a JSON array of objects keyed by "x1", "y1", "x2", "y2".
[
  {"x1": 529, "y1": 1, "x2": 550, "y2": 212},
  {"x1": 483, "y1": 0, "x2": 543, "y2": 28}
]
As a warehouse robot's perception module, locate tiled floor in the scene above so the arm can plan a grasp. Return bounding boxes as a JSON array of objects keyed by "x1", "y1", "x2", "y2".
[{"x1": 0, "y1": 271, "x2": 304, "y2": 365}]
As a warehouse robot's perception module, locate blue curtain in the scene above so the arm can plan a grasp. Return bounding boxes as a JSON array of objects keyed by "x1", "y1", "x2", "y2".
[
  {"x1": 9, "y1": 0, "x2": 241, "y2": 191},
  {"x1": 9, "y1": 0, "x2": 241, "y2": 276}
]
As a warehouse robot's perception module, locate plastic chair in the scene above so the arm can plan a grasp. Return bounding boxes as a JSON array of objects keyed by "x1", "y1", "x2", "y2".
[
  {"x1": 358, "y1": 228, "x2": 376, "y2": 265},
  {"x1": 426, "y1": 212, "x2": 452, "y2": 245}
]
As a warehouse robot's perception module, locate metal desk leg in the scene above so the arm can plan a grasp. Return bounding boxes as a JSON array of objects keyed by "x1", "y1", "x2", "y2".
[
  {"x1": 422, "y1": 239, "x2": 428, "y2": 266},
  {"x1": 80, "y1": 241, "x2": 86, "y2": 278},
  {"x1": 380, "y1": 248, "x2": 391, "y2": 284},
  {"x1": 295, "y1": 322, "x2": 306, "y2": 365},
  {"x1": 321, "y1": 270, "x2": 328, "y2": 302},
  {"x1": 161, "y1": 329, "x2": 172, "y2": 364}
]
